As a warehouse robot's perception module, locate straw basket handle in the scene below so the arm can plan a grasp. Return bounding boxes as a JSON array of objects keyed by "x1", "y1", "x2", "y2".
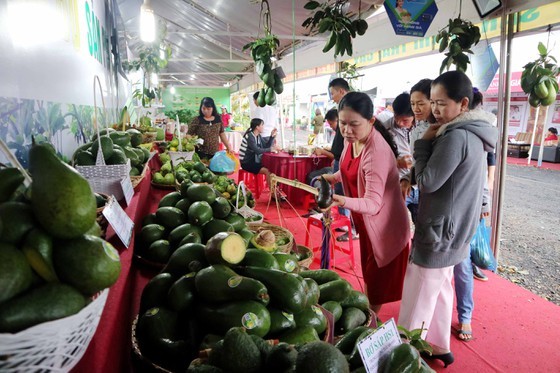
[
  {"x1": 0, "y1": 139, "x2": 33, "y2": 186},
  {"x1": 235, "y1": 180, "x2": 248, "y2": 210},
  {"x1": 92, "y1": 75, "x2": 109, "y2": 166}
]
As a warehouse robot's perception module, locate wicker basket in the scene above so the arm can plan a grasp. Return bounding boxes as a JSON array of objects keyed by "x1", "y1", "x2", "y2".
[
  {"x1": 130, "y1": 162, "x2": 150, "y2": 190},
  {"x1": 248, "y1": 223, "x2": 294, "y2": 254},
  {"x1": 0, "y1": 289, "x2": 108, "y2": 372},
  {"x1": 131, "y1": 316, "x2": 173, "y2": 373},
  {"x1": 294, "y1": 245, "x2": 314, "y2": 269},
  {"x1": 236, "y1": 181, "x2": 263, "y2": 225},
  {"x1": 142, "y1": 132, "x2": 157, "y2": 144}
]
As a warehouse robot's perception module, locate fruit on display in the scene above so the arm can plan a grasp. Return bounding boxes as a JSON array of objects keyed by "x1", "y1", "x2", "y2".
[
  {"x1": 521, "y1": 42, "x2": 559, "y2": 108},
  {"x1": 250, "y1": 230, "x2": 276, "y2": 253},
  {"x1": 316, "y1": 175, "x2": 333, "y2": 209},
  {"x1": 30, "y1": 143, "x2": 97, "y2": 239},
  {"x1": 72, "y1": 127, "x2": 152, "y2": 177},
  {"x1": 0, "y1": 146, "x2": 121, "y2": 333}
]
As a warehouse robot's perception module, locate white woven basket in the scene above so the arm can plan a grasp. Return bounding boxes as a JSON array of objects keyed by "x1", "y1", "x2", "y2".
[
  {"x1": 75, "y1": 76, "x2": 132, "y2": 200},
  {"x1": 235, "y1": 181, "x2": 263, "y2": 225},
  {"x1": 0, "y1": 289, "x2": 109, "y2": 372},
  {"x1": 169, "y1": 151, "x2": 195, "y2": 168}
]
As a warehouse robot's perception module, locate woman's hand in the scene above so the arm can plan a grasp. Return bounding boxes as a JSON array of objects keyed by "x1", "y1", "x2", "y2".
[
  {"x1": 421, "y1": 123, "x2": 443, "y2": 141},
  {"x1": 271, "y1": 128, "x2": 278, "y2": 137},
  {"x1": 331, "y1": 194, "x2": 346, "y2": 207},
  {"x1": 320, "y1": 173, "x2": 336, "y2": 184}
]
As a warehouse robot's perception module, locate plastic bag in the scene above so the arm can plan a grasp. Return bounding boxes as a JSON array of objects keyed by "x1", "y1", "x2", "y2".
[
  {"x1": 226, "y1": 151, "x2": 240, "y2": 172},
  {"x1": 209, "y1": 150, "x2": 236, "y2": 173},
  {"x1": 470, "y1": 219, "x2": 497, "y2": 271}
]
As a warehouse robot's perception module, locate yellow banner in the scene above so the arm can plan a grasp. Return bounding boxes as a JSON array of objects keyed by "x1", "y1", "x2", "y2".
[{"x1": 347, "y1": 2, "x2": 560, "y2": 68}]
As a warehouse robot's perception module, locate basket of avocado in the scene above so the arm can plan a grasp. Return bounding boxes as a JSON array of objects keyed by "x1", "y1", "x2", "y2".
[{"x1": 0, "y1": 138, "x2": 121, "y2": 371}]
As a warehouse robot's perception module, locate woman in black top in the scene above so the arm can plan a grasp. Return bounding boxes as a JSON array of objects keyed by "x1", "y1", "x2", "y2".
[
  {"x1": 239, "y1": 118, "x2": 277, "y2": 186},
  {"x1": 187, "y1": 97, "x2": 233, "y2": 160}
]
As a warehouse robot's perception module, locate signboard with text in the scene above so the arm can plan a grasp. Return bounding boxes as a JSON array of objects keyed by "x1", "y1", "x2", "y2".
[{"x1": 384, "y1": 0, "x2": 438, "y2": 37}]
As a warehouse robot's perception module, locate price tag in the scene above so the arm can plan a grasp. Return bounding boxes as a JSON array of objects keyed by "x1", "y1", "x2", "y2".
[
  {"x1": 102, "y1": 196, "x2": 134, "y2": 248},
  {"x1": 357, "y1": 318, "x2": 402, "y2": 373},
  {"x1": 120, "y1": 176, "x2": 134, "y2": 206}
]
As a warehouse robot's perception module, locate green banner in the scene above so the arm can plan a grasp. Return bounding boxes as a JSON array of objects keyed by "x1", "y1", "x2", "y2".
[{"x1": 162, "y1": 87, "x2": 231, "y2": 112}]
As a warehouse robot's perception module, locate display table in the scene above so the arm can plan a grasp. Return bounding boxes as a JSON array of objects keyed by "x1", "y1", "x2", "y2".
[
  {"x1": 507, "y1": 142, "x2": 530, "y2": 158},
  {"x1": 262, "y1": 152, "x2": 331, "y2": 205},
  {"x1": 221, "y1": 130, "x2": 244, "y2": 153},
  {"x1": 72, "y1": 157, "x2": 168, "y2": 373}
]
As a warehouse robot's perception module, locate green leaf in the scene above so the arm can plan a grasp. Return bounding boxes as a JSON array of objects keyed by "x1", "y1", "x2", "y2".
[
  {"x1": 450, "y1": 27, "x2": 466, "y2": 34},
  {"x1": 438, "y1": 36, "x2": 449, "y2": 53},
  {"x1": 538, "y1": 41, "x2": 547, "y2": 56},
  {"x1": 440, "y1": 56, "x2": 450, "y2": 74},
  {"x1": 304, "y1": 1, "x2": 321, "y2": 10}
]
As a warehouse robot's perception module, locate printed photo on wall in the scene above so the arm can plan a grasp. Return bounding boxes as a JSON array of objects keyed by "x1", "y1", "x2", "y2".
[
  {"x1": 552, "y1": 104, "x2": 560, "y2": 125},
  {"x1": 509, "y1": 104, "x2": 523, "y2": 127}
]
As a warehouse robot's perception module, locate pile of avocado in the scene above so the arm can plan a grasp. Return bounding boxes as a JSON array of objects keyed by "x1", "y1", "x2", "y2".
[
  {"x1": 72, "y1": 128, "x2": 151, "y2": 177},
  {"x1": 173, "y1": 159, "x2": 217, "y2": 185},
  {"x1": 0, "y1": 143, "x2": 121, "y2": 334},
  {"x1": 133, "y1": 178, "x2": 375, "y2": 372}
]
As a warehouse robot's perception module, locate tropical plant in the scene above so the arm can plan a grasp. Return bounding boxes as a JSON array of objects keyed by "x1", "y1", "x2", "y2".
[
  {"x1": 435, "y1": 0, "x2": 480, "y2": 74},
  {"x1": 164, "y1": 108, "x2": 196, "y2": 124},
  {"x1": 302, "y1": 0, "x2": 368, "y2": 58},
  {"x1": 521, "y1": 41, "x2": 559, "y2": 108},
  {"x1": 122, "y1": 20, "x2": 171, "y2": 107},
  {"x1": 243, "y1": 0, "x2": 283, "y2": 107}
]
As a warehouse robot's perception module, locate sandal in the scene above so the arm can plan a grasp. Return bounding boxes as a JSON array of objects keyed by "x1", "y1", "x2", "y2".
[{"x1": 457, "y1": 325, "x2": 473, "y2": 342}]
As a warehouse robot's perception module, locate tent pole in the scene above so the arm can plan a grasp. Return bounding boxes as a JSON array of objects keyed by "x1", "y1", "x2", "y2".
[{"x1": 492, "y1": 11, "x2": 515, "y2": 263}]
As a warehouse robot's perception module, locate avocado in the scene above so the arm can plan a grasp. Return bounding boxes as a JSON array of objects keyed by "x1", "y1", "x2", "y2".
[
  {"x1": 195, "y1": 264, "x2": 269, "y2": 305},
  {"x1": 90, "y1": 136, "x2": 114, "y2": 161},
  {"x1": 267, "y1": 307, "x2": 296, "y2": 336},
  {"x1": 139, "y1": 272, "x2": 175, "y2": 313},
  {"x1": 29, "y1": 143, "x2": 97, "y2": 239},
  {"x1": 145, "y1": 239, "x2": 173, "y2": 263},
  {"x1": 137, "y1": 224, "x2": 166, "y2": 248},
  {"x1": 319, "y1": 279, "x2": 352, "y2": 303},
  {"x1": 295, "y1": 341, "x2": 350, "y2": 373},
  {"x1": 106, "y1": 148, "x2": 128, "y2": 165},
  {"x1": 187, "y1": 201, "x2": 214, "y2": 226},
  {"x1": 0, "y1": 201, "x2": 36, "y2": 245},
  {"x1": 0, "y1": 168, "x2": 25, "y2": 203},
  {"x1": 278, "y1": 325, "x2": 320, "y2": 345},
  {"x1": 167, "y1": 273, "x2": 197, "y2": 312},
  {"x1": 53, "y1": 235, "x2": 121, "y2": 296},
  {"x1": 195, "y1": 300, "x2": 271, "y2": 337},
  {"x1": 204, "y1": 232, "x2": 247, "y2": 266},
  {"x1": 257, "y1": 88, "x2": 266, "y2": 107},
  {"x1": 265, "y1": 342, "x2": 297, "y2": 373},
  {"x1": 304, "y1": 277, "x2": 320, "y2": 305},
  {"x1": 211, "y1": 197, "x2": 232, "y2": 219},
  {"x1": 174, "y1": 198, "x2": 192, "y2": 214},
  {"x1": 162, "y1": 243, "x2": 208, "y2": 278},
  {"x1": 126, "y1": 128, "x2": 143, "y2": 147},
  {"x1": 187, "y1": 184, "x2": 216, "y2": 204},
  {"x1": 294, "y1": 305, "x2": 327, "y2": 335},
  {"x1": 273, "y1": 252, "x2": 299, "y2": 273},
  {"x1": 202, "y1": 219, "x2": 234, "y2": 242},
  {"x1": 340, "y1": 290, "x2": 371, "y2": 312},
  {"x1": 242, "y1": 249, "x2": 279, "y2": 270},
  {"x1": 158, "y1": 191, "x2": 183, "y2": 208},
  {"x1": 265, "y1": 87, "x2": 276, "y2": 106},
  {"x1": 0, "y1": 283, "x2": 86, "y2": 333},
  {"x1": 224, "y1": 213, "x2": 247, "y2": 232},
  {"x1": 321, "y1": 301, "x2": 343, "y2": 323},
  {"x1": 168, "y1": 223, "x2": 202, "y2": 248},
  {"x1": 300, "y1": 269, "x2": 341, "y2": 284},
  {"x1": 334, "y1": 326, "x2": 371, "y2": 355},
  {"x1": 336, "y1": 307, "x2": 367, "y2": 334},
  {"x1": 221, "y1": 327, "x2": 262, "y2": 373},
  {"x1": 21, "y1": 228, "x2": 58, "y2": 282},
  {"x1": 156, "y1": 206, "x2": 187, "y2": 230},
  {"x1": 0, "y1": 243, "x2": 33, "y2": 303},
  {"x1": 108, "y1": 131, "x2": 131, "y2": 147}
]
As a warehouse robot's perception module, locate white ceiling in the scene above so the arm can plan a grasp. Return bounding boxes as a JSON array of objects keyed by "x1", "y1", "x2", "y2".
[{"x1": 116, "y1": 0, "x2": 557, "y2": 88}]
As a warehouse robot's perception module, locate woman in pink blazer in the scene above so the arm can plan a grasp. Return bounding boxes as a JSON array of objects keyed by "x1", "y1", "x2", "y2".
[{"x1": 323, "y1": 92, "x2": 411, "y2": 314}]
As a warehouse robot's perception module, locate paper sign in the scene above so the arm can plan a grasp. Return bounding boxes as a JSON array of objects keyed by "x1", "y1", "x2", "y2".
[
  {"x1": 102, "y1": 196, "x2": 134, "y2": 248},
  {"x1": 120, "y1": 176, "x2": 134, "y2": 206},
  {"x1": 357, "y1": 318, "x2": 402, "y2": 373}
]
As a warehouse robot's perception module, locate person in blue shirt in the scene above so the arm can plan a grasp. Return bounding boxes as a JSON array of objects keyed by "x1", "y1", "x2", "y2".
[{"x1": 239, "y1": 118, "x2": 278, "y2": 187}]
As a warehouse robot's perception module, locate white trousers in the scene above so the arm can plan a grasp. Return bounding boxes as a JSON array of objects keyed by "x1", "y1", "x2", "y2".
[{"x1": 398, "y1": 261, "x2": 454, "y2": 351}]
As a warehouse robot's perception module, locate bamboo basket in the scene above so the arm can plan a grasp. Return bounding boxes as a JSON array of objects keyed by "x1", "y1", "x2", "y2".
[
  {"x1": 130, "y1": 161, "x2": 150, "y2": 189},
  {"x1": 294, "y1": 245, "x2": 314, "y2": 269},
  {"x1": 248, "y1": 223, "x2": 294, "y2": 254},
  {"x1": 131, "y1": 316, "x2": 173, "y2": 373}
]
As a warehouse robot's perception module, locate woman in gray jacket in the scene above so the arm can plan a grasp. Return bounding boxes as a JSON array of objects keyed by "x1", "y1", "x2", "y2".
[{"x1": 398, "y1": 71, "x2": 498, "y2": 367}]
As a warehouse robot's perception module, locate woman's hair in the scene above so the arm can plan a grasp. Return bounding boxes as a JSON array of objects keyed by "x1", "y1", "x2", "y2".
[
  {"x1": 315, "y1": 108, "x2": 322, "y2": 116},
  {"x1": 410, "y1": 78, "x2": 436, "y2": 123},
  {"x1": 410, "y1": 78, "x2": 432, "y2": 98},
  {"x1": 325, "y1": 108, "x2": 338, "y2": 122},
  {"x1": 245, "y1": 118, "x2": 264, "y2": 136},
  {"x1": 199, "y1": 97, "x2": 219, "y2": 118},
  {"x1": 548, "y1": 127, "x2": 558, "y2": 135},
  {"x1": 470, "y1": 87, "x2": 484, "y2": 109},
  {"x1": 432, "y1": 71, "x2": 473, "y2": 105},
  {"x1": 339, "y1": 92, "x2": 399, "y2": 158}
]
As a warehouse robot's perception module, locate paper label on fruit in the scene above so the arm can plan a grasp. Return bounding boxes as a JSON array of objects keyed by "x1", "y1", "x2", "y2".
[
  {"x1": 282, "y1": 312, "x2": 294, "y2": 323},
  {"x1": 228, "y1": 276, "x2": 242, "y2": 288},
  {"x1": 284, "y1": 260, "x2": 297, "y2": 273},
  {"x1": 311, "y1": 305, "x2": 322, "y2": 316},
  {"x1": 241, "y1": 312, "x2": 259, "y2": 330}
]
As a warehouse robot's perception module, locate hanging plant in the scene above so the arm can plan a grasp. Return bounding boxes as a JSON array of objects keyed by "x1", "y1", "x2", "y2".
[
  {"x1": 339, "y1": 62, "x2": 360, "y2": 90},
  {"x1": 521, "y1": 42, "x2": 559, "y2": 108},
  {"x1": 122, "y1": 21, "x2": 171, "y2": 107},
  {"x1": 243, "y1": 0, "x2": 283, "y2": 107},
  {"x1": 435, "y1": 17, "x2": 480, "y2": 74},
  {"x1": 302, "y1": 0, "x2": 368, "y2": 58}
]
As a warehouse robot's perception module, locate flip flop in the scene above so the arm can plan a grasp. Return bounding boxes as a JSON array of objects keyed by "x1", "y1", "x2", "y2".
[{"x1": 457, "y1": 329, "x2": 473, "y2": 342}]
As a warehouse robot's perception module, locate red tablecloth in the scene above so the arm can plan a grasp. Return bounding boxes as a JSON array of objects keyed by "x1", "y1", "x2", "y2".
[
  {"x1": 262, "y1": 152, "x2": 331, "y2": 205},
  {"x1": 72, "y1": 157, "x2": 169, "y2": 373}
]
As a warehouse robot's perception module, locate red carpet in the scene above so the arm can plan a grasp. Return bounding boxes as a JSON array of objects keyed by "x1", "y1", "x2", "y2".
[
  {"x1": 252, "y1": 189, "x2": 560, "y2": 372},
  {"x1": 506, "y1": 155, "x2": 560, "y2": 170}
]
